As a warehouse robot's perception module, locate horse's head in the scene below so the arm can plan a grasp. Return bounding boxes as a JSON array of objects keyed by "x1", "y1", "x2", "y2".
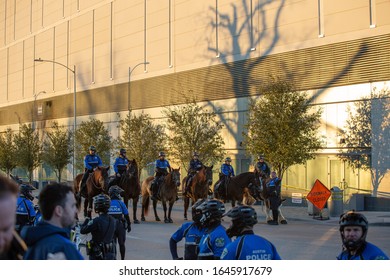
[
  {"x1": 126, "y1": 159, "x2": 138, "y2": 178},
  {"x1": 205, "y1": 165, "x2": 213, "y2": 186},
  {"x1": 95, "y1": 166, "x2": 110, "y2": 192},
  {"x1": 170, "y1": 167, "x2": 181, "y2": 187}
]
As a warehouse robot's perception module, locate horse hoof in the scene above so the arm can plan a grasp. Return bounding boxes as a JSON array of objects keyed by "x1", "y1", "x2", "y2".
[
  {"x1": 133, "y1": 219, "x2": 140, "y2": 224},
  {"x1": 280, "y1": 220, "x2": 288, "y2": 224},
  {"x1": 155, "y1": 217, "x2": 161, "y2": 222},
  {"x1": 169, "y1": 218, "x2": 173, "y2": 223},
  {"x1": 141, "y1": 217, "x2": 145, "y2": 222},
  {"x1": 184, "y1": 217, "x2": 188, "y2": 220},
  {"x1": 164, "y1": 219, "x2": 169, "y2": 223}
]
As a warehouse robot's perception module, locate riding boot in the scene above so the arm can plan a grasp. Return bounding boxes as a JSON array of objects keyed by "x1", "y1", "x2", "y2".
[{"x1": 151, "y1": 181, "x2": 159, "y2": 201}]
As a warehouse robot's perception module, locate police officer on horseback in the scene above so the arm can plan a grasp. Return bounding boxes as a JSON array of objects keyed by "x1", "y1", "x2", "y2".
[
  {"x1": 221, "y1": 205, "x2": 281, "y2": 260},
  {"x1": 15, "y1": 184, "x2": 36, "y2": 234},
  {"x1": 214, "y1": 157, "x2": 235, "y2": 197},
  {"x1": 150, "y1": 151, "x2": 171, "y2": 201},
  {"x1": 255, "y1": 155, "x2": 270, "y2": 177},
  {"x1": 79, "y1": 145, "x2": 103, "y2": 198},
  {"x1": 109, "y1": 148, "x2": 129, "y2": 188},
  {"x1": 183, "y1": 152, "x2": 203, "y2": 197},
  {"x1": 196, "y1": 199, "x2": 231, "y2": 259},
  {"x1": 80, "y1": 194, "x2": 117, "y2": 260},
  {"x1": 107, "y1": 186, "x2": 131, "y2": 260},
  {"x1": 266, "y1": 171, "x2": 282, "y2": 225}
]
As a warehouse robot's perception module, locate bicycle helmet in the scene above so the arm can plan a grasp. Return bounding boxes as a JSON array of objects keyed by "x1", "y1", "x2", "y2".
[
  {"x1": 196, "y1": 199, "x2": 225, "y2": 226},
  {"x1": 158, "y1": 151, "x2": 165, "y2": 157},
  {"x1": 257, "y1": 155, "x2": 264, "y2": 160},
  {"x1": 193, "y1": 152, "x2": 199, "y2": 157},
  {"x1": 191, "y1": 198, "x2": 206, "y2": 224},
  {"x1": 120, "y1": 148, "x2": 126, "y2": 156},
  {"x1": 19, "y1": 184, "x2": 36, "y2": 201},
  {"x1": 89, "y1": 145, "x2": 96, "y2": 152},
  {"x1": 225, "y1": 157, "x2": 232, "y2": 162},
  {"x1": 224, "y1": 205, "x2": 257, "y2": 237},
  {"x1": 339, "y1": 210, "x2": 368, "y2": 251},
  {"x1": 108, "y1": 185, "x2": 124, "y2": 200},
  {"x1": 93, "y1": 194, "x2": 111, "y2": 213}
]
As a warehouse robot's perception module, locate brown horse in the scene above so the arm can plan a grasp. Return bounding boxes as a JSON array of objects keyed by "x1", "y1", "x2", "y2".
[
  {"x1": 213, "y1": 171, "x2": 259, "y2": 207},
  {"x1": 73, "y1": 166, "x2": 110, "y2": 218},
  {"x1": 141, "y1": 168, "x2": 181, "y2": 223},
  {"x1": 118, "y1": 159, "x2": 141, "y2": 223},
  {"x1": 182, "y1": 165, "x2": 213, "y2": 220}
]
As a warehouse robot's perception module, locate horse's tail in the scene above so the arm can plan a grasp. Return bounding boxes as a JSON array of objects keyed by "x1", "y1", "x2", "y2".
[{"x1": 143, "y1": 195, "x2": 150, "y2": 216}]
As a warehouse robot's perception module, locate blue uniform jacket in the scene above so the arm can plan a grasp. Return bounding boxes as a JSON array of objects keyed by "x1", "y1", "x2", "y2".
[
  {"x1": 256, "y1": 162, "x2": 270, "y2": 176},
  {"x1": 220, "y1": 233, "x2": 282, "y2": 260},
  {"x1": 84, "y1": 154, "x2": 103, "y2": 170},
  {"x1": 221, "y1": 163, "x2": 235, "y2": 177},
  {"x1": 337, "y1": 242, "x2": 389, "y2": 260},
  {"x1": 16, "y1": 196, "x2": 36, "y2": 219},
  {"x1": 155, "y1": 159, "x2": 170, "y2": 172},
  {"x1": 198, "y1": 224, "x2": 231, "y2": 259},
  {"x1": 188, "y1": 159, "x2": 203, "y2": 173},
  {"x1": 171, "y1": 221, "x2": 206, "y2": 260},
  {"x1": 22, "y1": 221, "x2": 83, "y2": 260},
  {"x1": 113, "y1": 156, "x2": 128, "y2": 174},
  {"x1": 108, "y1": 199, "x2": 129, "y2": 217}
]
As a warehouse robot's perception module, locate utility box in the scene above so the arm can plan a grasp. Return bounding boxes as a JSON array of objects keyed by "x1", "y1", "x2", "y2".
[
  {"x1": 349, "y1": 193, "x2": 365, "y2": 211},
  {"x1": 329, "y1": 186, "x2": 344, "y2": 217}
]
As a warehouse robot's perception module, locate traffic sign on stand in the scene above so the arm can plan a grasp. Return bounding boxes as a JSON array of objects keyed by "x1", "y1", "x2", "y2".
[{"x1": 306, "y1": 179, "x2": 331, "y2": 210}]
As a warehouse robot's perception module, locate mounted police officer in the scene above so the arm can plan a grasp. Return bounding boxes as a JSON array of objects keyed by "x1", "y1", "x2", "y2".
[
  {"x1": 266, "y1": 171, "x2": 282, "y2": 225},
  {"x1": 79, "y1": 145, "x2": 103, "y2": 198},
  {"x1": 183, "y1": 152, "x2": 203, "y2": 197},
  {"x1": 15, "y1": 184, "x2": 36, "y2": 234},
  {"x1": 221, "y1": 205, "x2": 282, "y2": 260},
  {"x1": 255, "y1": 155, "x2": 270, "y2": 177},
  {"x1": 170, "y1": 199, "x2": 206, "y2": 260},
  {"x1": 80, "y1": 194, "x2": 117, "y2": 260},
  {"x1": 196, "y1": 199, "x2": 231, "y2": 259},
  {"x1": 337, "y1": 211, "x2": 388, "y2": 260},
  {"x1": 214, "y1": 157, "x2": 235, "y2": 197},
  {"x1": 109, "y1": 148, "x2": 129, "y2": 188},
  {"x1": 150, "y1": 151, "x2": 171, "y2": 201},
  {"x1": 107, "y1": 186, "x2": 131, "y2": 260}
]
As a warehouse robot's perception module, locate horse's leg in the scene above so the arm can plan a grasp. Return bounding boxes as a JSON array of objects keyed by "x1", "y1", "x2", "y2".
[
  {"x1": 87, "y1": 195, "x2": 93, "y2": 218},
  {"x1": 83, "y1": 197, "x2": 88, "y2": 218},
  {"x1": 163, "y1": 201, "x2": 169, "y2": 223},
  {"x1": 153, "y1": 200, "x2": 160, "y2": 221},
  {"x1": 133, "y1": 196, "x2": 140, "y2": 224},
  {"x1": 278, "y1": 205, "x2": 288, "y2": 224},
  {"x1": 183, "y1": 197, "x2": 189, "y2": 220},
  {"x1": 263, "y1": 200, "x2": 273, "y2": 222},
  {"x1": 168, "y1": 201, "x2": 174, "y2": 223}
]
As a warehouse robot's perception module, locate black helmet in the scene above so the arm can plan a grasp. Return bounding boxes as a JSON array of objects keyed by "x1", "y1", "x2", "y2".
[
  {"x1": 196, "y1": 199, "x2": 225, "y2": 226},
  {"x1": 89, "y1": 145, "x2": 96, "y2": 152},
  {"x1": 191, "y1": 198, "x2": 206, "y2": 224},
  {"x1": 120, "y1": 148, "x2": 126, "y2": 155},
  {"x1": 225, "y1": 205, "x2": 258, "y2": 226},
  {"x1": 20, "y1": 184, "x2": 36, "y2": 201},
  {"x1": 193, "y1": 152, "x2": 199, "y2": 157},
  {"x1": 93, "y1": 194, "x2": 111, "y2": 213},
  {"x1": 158, "y1": 151, "x2": 165, "y2": 157},
  {"x1": 339, "y1": 211, "x2": 368, "y2": 251},
  {"x1": 257, "y1": 155, "x2": 264, "y2": 160},
  {"x1": 108, "y1": 185, "x2": 124, "y2": 200},
  {"x1": 225, "y1": 157, "x2": 232, "y2": 162}
]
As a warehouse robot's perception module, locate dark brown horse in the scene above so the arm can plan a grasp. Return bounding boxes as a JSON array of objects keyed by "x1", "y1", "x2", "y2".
[
  {"x1": 213, "y1": 171, "x2": 259, "y2": 207},
  {"x1": 74, "y1": 166, "x2": 110, "y2": 218},
  {"x1": 182, "y1": 165, "x2": 213, "y2": 220},
  {"x1": 141, "y1": 168, "x2": 181, "y2": 223},
  {"x1": 117, "y1": 159, "x2": 141, "y2": 223}
]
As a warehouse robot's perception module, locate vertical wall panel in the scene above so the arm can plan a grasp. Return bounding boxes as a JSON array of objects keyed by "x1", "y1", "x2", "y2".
[
  {"x1": 8, "y1": 42, "x2": 24, "y2": 101},
  {"x1": 94, "y1": 4, "x2": 111, "y2": 84}
]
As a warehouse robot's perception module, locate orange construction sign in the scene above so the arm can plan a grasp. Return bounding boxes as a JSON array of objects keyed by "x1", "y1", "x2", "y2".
[{"x1": 306, "y1": 179, "x2": 331, "y2": 210}]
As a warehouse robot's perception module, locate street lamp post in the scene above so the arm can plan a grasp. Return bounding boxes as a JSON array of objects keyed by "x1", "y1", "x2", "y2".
[
  {"x1": 32, "y1": 90, "x2": 46, "y2": 130},
  {"x1": 34, "y1": 58, "x2": 77, "y2": 178},
  {"x1": 128, "y1": 62, "x2": 150, "y2": 110}
]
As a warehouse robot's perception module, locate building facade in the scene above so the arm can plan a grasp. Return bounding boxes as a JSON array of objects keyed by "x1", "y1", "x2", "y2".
[{"x1": 0, "y1": 0, "x2": 389, "y2": 199}]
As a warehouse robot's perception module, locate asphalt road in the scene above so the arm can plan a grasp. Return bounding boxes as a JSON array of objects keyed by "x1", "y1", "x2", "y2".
[{"x1": 78, "y1": 199, "x2": 390, "y2": 260}]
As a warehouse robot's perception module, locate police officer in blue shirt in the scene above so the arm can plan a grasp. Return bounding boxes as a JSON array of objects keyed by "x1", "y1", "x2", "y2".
[
  {"x1": 79, "y1": 145, "x2": 103, "y2": 197},
  {"x1": 170, "y1": 199, "x2": 206, "y2": 260},
  {"x1": 214, "y1": 157, "x2": 235, "y2": 197},
  {"x1": 15, "y1": 184, "x2": 36, "y2": 234},
  {"x1": 107, "y1": 186, "x2": 131, "y2": 260},
  {"x1": 266, "y1": 171, "x2": 282, "y2": 225},
  {"x1": 196, "y1": 199, "x2": 231, "y2": 259},
  {"x1": 220, "y1": 205, "x2": 282, "y2": 260},
  {"x1": 183, "y1": 152, "x2": 203, "y2": 197},
  {"x1": 151, "y1": 151, "x2": 171, "y2": 201},
  {"x1": 337, "y1": 211, "x2": 389, "y2": 260},
  {"x1": 109, "y1": 148, "x2": 129, "y2": 188},
  {"x1": 255, "y1": 155, "x2": 270, "y2": 177}
]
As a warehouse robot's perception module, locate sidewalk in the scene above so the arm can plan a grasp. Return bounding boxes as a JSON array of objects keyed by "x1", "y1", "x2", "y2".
[{"x1": 260, "y1": 204, "x2": 390, "y2": 226}]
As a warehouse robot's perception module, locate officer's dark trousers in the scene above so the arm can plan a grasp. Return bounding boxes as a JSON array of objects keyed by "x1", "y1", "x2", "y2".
[{"x1": 115, "y1": 221, "x2": 126, "y2": 260}]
